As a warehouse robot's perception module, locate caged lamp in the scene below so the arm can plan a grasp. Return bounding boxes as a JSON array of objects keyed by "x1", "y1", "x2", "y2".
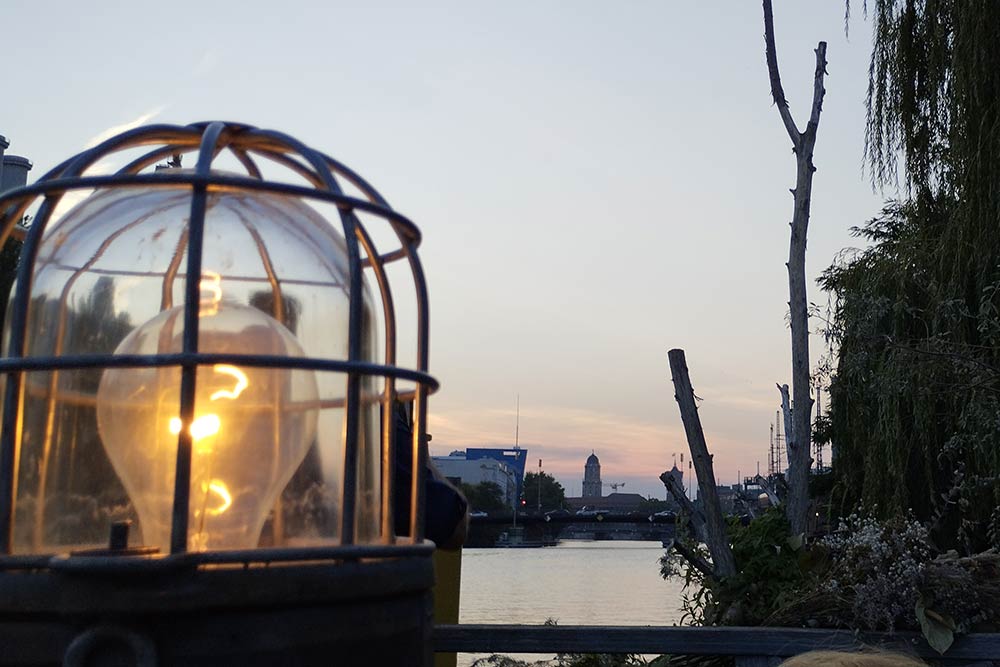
[{"x1": 0, "y1": 121, "x2": 439, "y2": 666}]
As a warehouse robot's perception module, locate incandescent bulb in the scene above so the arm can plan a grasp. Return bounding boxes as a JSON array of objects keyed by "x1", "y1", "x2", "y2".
[
  {"x1": 10, "y1": 179, "x2": 380, "y2": 553},
  {"x1": 96, "y1": 291, "x2": 319, "y2": 553}
]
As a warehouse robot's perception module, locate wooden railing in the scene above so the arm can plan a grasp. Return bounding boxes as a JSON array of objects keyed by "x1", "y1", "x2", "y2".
[{"x1": 433, "y1": 625, "x2": 1000, "y2": 666}]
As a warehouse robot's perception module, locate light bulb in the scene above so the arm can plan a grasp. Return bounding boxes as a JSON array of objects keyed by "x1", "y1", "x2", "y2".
[
  {"x1": 11, "y1": 180, "x2": 379, "y2": 553},
  {"x1": 95, "y1": 286, "x2": 319, "y2": 553}
]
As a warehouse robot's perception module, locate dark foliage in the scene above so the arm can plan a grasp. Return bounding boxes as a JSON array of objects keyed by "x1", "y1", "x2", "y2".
[
  {"x1": 0, "y1": 236, "x2": 22, "y2": 332},
  {"x1": 460, "y1": 481, "x2": 508, "y2": 514},
  {"x1": 824, "y1": 1, "x2": 1000, "y2": 553},
  {"x1": 661, "y1": 509, "x2": 815, "y2": 628},
  {"x1": 522, "y1": 471, "x2": 567, "y2": 512}
]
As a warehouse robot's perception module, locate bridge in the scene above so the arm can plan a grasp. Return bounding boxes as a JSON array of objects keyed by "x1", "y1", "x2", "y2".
[{"x1": 466, "y1": 513, "x2": 676, "y2": 547}]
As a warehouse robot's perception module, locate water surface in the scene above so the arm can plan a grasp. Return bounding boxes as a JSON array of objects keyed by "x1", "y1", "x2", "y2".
[{"x1": 457, "y1": 540, "x2": 685, "y2": 665}]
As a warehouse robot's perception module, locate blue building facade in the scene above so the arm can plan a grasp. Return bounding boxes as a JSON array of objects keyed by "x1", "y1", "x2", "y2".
[{"x1": 466, "y1": 448, "x2": 528, "y2": 501}]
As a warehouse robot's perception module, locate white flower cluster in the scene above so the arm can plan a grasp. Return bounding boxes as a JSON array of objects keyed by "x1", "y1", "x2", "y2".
[{"x1": 821, "y1": 513, "x2": 931, "y2": 631}]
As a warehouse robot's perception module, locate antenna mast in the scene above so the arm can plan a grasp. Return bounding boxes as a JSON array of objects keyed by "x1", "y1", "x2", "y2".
[
  {"x1": 769, "y1": 423, "x2": 775, "y2": 476},
  {"x1": 775, "y1": 410, "x2": 783, "y2": 474},
  {"x1": 514, "y1": 394, "x2": 519, "y2": 448}
]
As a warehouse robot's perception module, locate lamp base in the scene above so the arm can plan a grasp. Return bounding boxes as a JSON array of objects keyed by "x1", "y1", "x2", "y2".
[{"x1": 0, "y1": 553, "x2": 434, "y2": 666}]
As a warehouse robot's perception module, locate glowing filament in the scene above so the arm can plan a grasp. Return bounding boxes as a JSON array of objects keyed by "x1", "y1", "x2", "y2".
[
  {"x1": 202, "y1": 480, "x2": 232, "y2": 516},
  {"x1": 210, "y1": 365, "x2": 248, "y2": 402},
  {"x1": 169, "y1": 414, "x2": 221, "y2": 441},
  {"x1": 167, "y1": 365, "x2": 249, "y2": 442},
  {"x1": 199, "y1": 271, "x2": 223, "y2": 315}
]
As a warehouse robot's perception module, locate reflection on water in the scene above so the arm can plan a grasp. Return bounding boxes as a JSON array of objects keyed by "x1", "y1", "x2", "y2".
[{"x1": 457, "y1": 540, "x2": 685, "y2": 665}]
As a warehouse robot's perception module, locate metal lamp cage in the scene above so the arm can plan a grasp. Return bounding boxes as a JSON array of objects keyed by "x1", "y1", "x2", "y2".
[{"x1": 0, "y1": 121, "x2": 438, "y2": 568}]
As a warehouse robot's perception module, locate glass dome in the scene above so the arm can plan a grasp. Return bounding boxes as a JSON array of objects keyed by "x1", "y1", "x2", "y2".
[{"x1": 8, "y1": 176, "x2": 384, "y2": 554}]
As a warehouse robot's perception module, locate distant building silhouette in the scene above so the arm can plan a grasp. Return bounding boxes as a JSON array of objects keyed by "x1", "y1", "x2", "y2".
[
  {"x1": 431, "y1": 451, "x2": 519, "y2": 508},
  {"x1": 466, "y1": 447, "x2": 528, "y2": 500},
  {"x1": 714, "y1": 484, "x2": 741, "y2": 514},
  {"x1": 582, "y1": 451, "x2": 602, "y2": 498},
  {"x1": 567, "y1": 452, "x2": 652, "y2": 513}
]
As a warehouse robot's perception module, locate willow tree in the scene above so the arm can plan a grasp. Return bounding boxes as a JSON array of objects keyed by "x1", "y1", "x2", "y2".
[{"x1": 823, "y1": 2, "x2": 1000, "y2": 553}]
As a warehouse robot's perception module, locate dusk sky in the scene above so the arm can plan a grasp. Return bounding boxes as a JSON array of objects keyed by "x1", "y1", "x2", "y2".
[{"x1": 4, "y1": 2, "x2": 886, "y2": 498}]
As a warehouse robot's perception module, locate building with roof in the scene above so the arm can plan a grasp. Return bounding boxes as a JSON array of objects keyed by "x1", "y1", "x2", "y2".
[
  {"x1": 563, "y1": 451, "x2": 650, "y2": 513},
  {"x1": 431, "y1": 450, "x2": 520, "y2": 508},
  {"x1": 582, "y1": 451, "x2": 602, "y2": 498},
  {"x1": 465, "y1": 447, "x2": 528, "y2": 500}
]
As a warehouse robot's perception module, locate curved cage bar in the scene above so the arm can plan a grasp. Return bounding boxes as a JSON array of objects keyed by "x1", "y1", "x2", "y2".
[{"x1": 0, "y1": 121, "x2": 436, "y2": 566}]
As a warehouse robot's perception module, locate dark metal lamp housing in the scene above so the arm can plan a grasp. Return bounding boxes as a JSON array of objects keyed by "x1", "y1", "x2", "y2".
[{"x1": 0, "y1": 122, "x2": 438, "y2": 666}]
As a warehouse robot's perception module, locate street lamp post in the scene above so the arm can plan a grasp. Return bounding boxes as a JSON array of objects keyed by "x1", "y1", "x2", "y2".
[
  {"x1": 537, "y1": 459, "x2": 542, "y2": 512},
  {"x1": 0, "y1": 122, "x2": 439, "y2": 666}
]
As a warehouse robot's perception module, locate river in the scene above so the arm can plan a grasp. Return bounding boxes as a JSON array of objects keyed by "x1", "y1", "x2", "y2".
[{"x1": 456, "y1": 540, "x2": 686, "y2": 666}]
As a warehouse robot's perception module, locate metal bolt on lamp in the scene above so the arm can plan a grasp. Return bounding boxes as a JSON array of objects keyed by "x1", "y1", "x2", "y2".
[{"x1": 0, "y1": 121, "x2": 438, "y2": 666}]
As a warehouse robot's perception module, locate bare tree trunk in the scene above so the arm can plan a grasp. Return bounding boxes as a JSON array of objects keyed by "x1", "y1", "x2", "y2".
[
  {"x1": 763, "y1": 0, "x2": 826, "y2": 536},
  {"x1": 667, "y1": 349, "x2": 736, "y2": 578}
]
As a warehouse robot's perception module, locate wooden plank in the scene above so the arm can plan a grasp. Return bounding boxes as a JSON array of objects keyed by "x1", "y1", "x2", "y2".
[{"x1": 432, "y1": 625, "x2": 1000, "y2": 661}]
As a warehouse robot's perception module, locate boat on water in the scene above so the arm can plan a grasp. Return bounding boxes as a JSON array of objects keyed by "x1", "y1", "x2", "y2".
[{"x1": 494, "y1": 528, "x2": 558, "y2": 549}]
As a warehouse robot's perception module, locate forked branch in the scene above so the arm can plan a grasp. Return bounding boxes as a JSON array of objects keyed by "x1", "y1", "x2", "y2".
[
  {"x1": 763, "y1": 0, "x2": 828, "y2": 152},
  {"x1": 763, "y1": 0, "x2": 799, "y2": 146},
  {"x1": 762, "y1": 0, "x2": 827, "y2": 536}
]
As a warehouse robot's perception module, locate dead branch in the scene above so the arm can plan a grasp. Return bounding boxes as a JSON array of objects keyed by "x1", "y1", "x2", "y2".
[
  {"x1": 763, "y1": 0, "x2": 826, "y2": 535},
  {"x1": 668, "y1": 349, "x2": 737, "y2": 578},
  {"x1": 661, "y1": 469, "x2": 707, "y2": 543},
  {"x1": 763, "y1": 0, "x2": 800, "y2": 146},
  {"x1": 671, "y1": 538, "x2": 714, "y2": 579},
  {"x1": 777, "y1": 383, "x2": 793, "y2": 468}
]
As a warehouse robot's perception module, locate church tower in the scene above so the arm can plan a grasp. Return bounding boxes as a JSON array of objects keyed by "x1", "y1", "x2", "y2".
[{"x1": 582, "y1": 451, "x2": 602, "y2": 498}]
